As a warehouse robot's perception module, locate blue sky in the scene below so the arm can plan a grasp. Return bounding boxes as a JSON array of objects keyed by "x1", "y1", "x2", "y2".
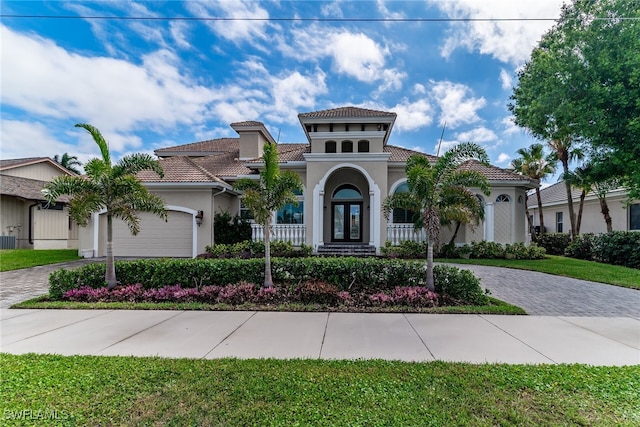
[{"x1": 1, "y1": 0, "x2": 565, "y2": 179}]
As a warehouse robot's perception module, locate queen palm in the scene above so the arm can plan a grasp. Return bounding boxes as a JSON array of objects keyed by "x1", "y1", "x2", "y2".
[
  {"x1": 233, "y1": 141, "x2": 303, "y2": 288},
  {"x1": 43, "y1": 124, "x2": 166, "y2": 289},
  {"x1": 548, "y1": 138, "x2": 583, "y2": 238},
  {"x1": 383, "y1": 142, "x2": 491, "y2": 291},
  {"x1": 511, "y1": 143, "x2": 557, "y2": 237}
]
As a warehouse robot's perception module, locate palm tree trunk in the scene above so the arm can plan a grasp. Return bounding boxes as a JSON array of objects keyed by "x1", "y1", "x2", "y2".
[
  {"x1": 561, "y1": 160, "x2": 577, "y2": 239},
  {"x1": 105, "y1": 214, "x2": 117, "y2": 289},
  {"x1": 599, "y1": 197, "x2": 613, "y2": 233},
  {"x1": 426, "y1": 240, "x2": 435, "y2": 292},
  {"x1": 263, "y1": 221, "x2": 273, "y2": 288},
  {"x1": 448, "y1": 221, "x2": 462, "y2": 246},
  {"x1": 524, "y1": 194, "x2": 536, "y2": 242},
  {"x1": 535, "y1": 187, "x2": 545, "y2": 234},
  {"x1": 576, "y1": 190, "x2": 586, "y2": 235}
]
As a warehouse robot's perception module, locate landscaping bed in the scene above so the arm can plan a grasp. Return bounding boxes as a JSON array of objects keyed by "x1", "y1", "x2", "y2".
[{"x1": 25, "y1": 257, "x2": 527, "y2": 313}]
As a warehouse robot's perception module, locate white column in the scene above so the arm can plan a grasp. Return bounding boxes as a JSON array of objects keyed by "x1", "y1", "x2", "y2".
[
  {"x1": 485, "y1": 202, "x2": 495, "y2": 242},
  {"x1": 369, "y1": 190, "x2": 375, "y2": 246}
]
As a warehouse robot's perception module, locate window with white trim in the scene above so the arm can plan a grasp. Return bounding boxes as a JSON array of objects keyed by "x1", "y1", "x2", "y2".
[
  {"x1": 630, "y1": 203, "x2": 640, "y2": 230},
  {"x1": 276, "y1": 189, "x2": 304, "y2": 224},
  {"x1": 556, "y1": 212, "x2": 563, "y2": 233},
  {"x1": 391, "y1": 183, "x2": 417, "y2": 224}
]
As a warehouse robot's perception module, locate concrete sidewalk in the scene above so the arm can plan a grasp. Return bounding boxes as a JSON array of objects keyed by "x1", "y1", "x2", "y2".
[{"x1": 2, "y1": 309, "x2": 638, "y2": 365}]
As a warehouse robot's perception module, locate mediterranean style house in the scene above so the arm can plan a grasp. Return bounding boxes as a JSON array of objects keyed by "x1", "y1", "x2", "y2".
[
  {"x1": 0, "y1": 157, "x2": 79, "y2": 249},
  {"x1": 76, "y1": 106, "x2": 537, "y2": 258},
  {"x1": 528, "y1": 181, "x2": 640, "y2": 234}
]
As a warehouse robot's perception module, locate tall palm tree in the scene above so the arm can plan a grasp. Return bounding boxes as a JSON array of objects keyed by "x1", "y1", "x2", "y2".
[
  {"x1": 233, "y1": 141, "x2": 303, "y2": 288},
  {"x1": 53, "y1": 153, "x2": 82, "y2": 174},
  {"x1": 383, "y1": 142, "x2": 491, "y2": 291},
  {"x1": 511, "y1": 143, "x2": 557, "y2": 237},
  {"x1": 548, "y1": 138, "x2": 583, "y2": 239},
  {"x1": 43, "y1": 124, "x2": 167, "y2": 289}
]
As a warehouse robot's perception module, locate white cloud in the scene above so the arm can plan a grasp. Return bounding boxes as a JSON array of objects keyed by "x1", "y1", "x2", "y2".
[
  {"x1": 429, "y1": 0, "x2": 564, "y2": 64},
  {"x1": 321, "y1": 1, "x2": 344, "y2": 18},
  {"x1": 0, "y1": 25, "x2": 219, "y2": 153},
  {"x1": 170, "y1": 21, "x2": 192, "y2": 49},
  {"x1": 0, "y1": 120, "x2": 97, "y2": 162},
  {"x1": 390, "y1": 99, "x2": 434, "y2": 132},
  {"x1": 501, "y1": 115, "x2": 521, "y2": 135},
  {"x1": 185, "y1": 0, "x2": 270, "y2": 44},
  {"x1": 496, "y1": 152, "x2": 512, "y2": 164},
  {"x1": 281, "y1": 25, "x2": 405, "y2": 92},
  {"x1": 377, "y1": 0, "x2": 406, "y2": 21},
  {"x1": 430, "y1": 81, "x2": 486, "y2": 128},
  {"x1": 499, "y1": 68, "x2": 513, "y2": 90},
  {"x1": 413, "y1": 83, "x2": 427, "y2": 95},
  {"x1": 269, "y1": 71, "x2": 328, "y2": 123},
  {"x1": 456, "y1": 127, "x2": 497, "y2": 143}
]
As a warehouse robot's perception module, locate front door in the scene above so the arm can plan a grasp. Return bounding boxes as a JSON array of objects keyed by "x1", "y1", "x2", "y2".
[{"x1": 332, "y1": 202, "x2": 362, "y2": 242}]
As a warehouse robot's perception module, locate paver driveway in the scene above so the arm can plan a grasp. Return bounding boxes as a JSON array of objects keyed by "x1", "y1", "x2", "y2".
[{"x1": 1, "y1": 259, "x2": 638, "y2": 316}]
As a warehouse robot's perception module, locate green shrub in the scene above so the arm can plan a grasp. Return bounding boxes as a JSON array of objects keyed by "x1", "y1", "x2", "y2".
[
  {"x1": 434, "y1": 265, "x2": 488, "y2": 305},
  {"x1": 202, "y1": 240, "x2": 312, "y2": 259},
  {"x1": 565, "y1": 233, "x2": 596, "y2": 260},
  {"x1": 592, "y1": 231, "x2": 640, "y2": 269},
  {"x1": 213, "y1": 211, "x2": 252, "y2": 244},
  {"x1": 49, "y1": 258, "x2": 487, "y2": 305},
  {"x1": 504, "y1": 242, "x2": 530, "y2": 260},
  {"x1": 536, "y1": 233, "x2": 572, "y2": 255},
  {"x1": 380, "y1": 240, "x2": 427, "y2": 259},
  {"x1": 469, "y1": 241, "x2": 505, "y2": 259},
  {"x1": 526, "y1": 243, "x2": 547, "y2": 259}
]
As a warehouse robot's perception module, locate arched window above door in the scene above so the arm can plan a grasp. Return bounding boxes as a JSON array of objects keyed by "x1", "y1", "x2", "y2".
[{"x1": 333, "y1": 184, "x2": 362, "y2": 200}]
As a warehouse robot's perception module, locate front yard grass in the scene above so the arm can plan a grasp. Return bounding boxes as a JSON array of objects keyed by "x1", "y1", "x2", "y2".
[
  {"x1": 0, "y1": 249, "x2": 80, "y2": 272},
  {"x1": 438, "y1": 255, "x2": 640, "y2": 290},
  {"x1": 12, "y1": 295, "x2": 526, "y2": 315},
  {"x1": 1, "y1": 354, "x2": 638, "y2": 426}
]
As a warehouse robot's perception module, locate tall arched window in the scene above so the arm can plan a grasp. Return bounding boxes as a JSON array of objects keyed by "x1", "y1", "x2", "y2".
[
  {"x1": 392, "y1": 182, "x2": 417, "y2": 224},
  {"x1": 333, "y1": 184, "x2": 362, "y2": 199},
  {"x1": 341, "y1": 140, "x2": 353, "y2": 153}
]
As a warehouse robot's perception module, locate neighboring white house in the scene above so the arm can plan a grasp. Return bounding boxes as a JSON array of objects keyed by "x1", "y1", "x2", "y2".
[
  {"x1": 76, "y1": 106, "x2": 537, "y2": 258},
  {"x1": 528, "y1": 181, "x2": 640, "y2": 234},
  {"x1": 0, "y1": 157, "x2": 79, "y2": 249}
]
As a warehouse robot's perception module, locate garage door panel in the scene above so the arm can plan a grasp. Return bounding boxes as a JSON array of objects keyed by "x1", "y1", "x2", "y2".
[{"x1": 107, "y1": 211, "x2": 193, "y2": 258}]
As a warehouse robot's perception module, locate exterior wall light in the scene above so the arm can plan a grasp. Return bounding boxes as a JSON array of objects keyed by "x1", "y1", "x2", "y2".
[{"x1": 195, "y1": 210, "x2": 204, "y2": 226}]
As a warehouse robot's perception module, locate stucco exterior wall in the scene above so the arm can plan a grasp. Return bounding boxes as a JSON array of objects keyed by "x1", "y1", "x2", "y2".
[{"x1": 530, "y1": 194, "x2": 638, "y2": 234}]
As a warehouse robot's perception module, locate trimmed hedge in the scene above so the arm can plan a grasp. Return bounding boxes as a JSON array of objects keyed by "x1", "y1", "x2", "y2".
[
  {"x1": 382, "y1": 240, "x2": 546, "y2": 260},
  {"x1": 536, "y1": 233, "x2": 572, "y2": 256},
  {"x1": 49, "y1": 258, "x2": 487, "y2": 305},
  {"x1": 201, "y1": 240, "x2": 313, "y2": 259},
  {"x1": 566, "y1": 231, "x2": 640, "y2": 269}
]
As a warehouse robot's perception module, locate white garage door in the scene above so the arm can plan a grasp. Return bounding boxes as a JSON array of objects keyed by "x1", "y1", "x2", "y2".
[{"x1": 104, "y1": 211, "x2": 193, "y2": 258}]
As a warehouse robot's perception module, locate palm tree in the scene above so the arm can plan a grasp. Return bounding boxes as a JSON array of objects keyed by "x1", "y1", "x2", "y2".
[
  {"x1": 511, "y1": 143, "x2": 557, "y2": 237},
  {"x1": 43, "y1": 124, "x2": 167, "y2": 289},
  {"x1": 548, "y1": 138, "x2": 583, "y2": 239},
  {"x1": 383, "y1": 142, "x2": 491, "y2": 291},
  {"x1": 233, "y1": 141, "x2": 303, "y2": 288},
  {"x1": 53, "y1": 153, "x2": 82, "y2": 174},
  {"x1": 562, "y1": 165, "x2": 594, "y2": 235}
]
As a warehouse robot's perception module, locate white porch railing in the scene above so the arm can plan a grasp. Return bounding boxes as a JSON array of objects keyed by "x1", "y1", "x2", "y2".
[
  {"x1": 251, "y1": 224, "x2": 306, "y2": 246},
  {"x1": 387, "y1": 224, "x2": 427, "y2": 245}
]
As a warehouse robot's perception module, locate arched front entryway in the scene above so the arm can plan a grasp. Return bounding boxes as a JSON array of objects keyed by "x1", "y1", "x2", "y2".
[{"x1": 311, "y1": 164, "x2": 381, "y2": 251}]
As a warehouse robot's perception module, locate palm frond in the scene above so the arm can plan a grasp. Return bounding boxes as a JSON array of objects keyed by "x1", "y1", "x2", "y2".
[
  {"x1": 76, "y1": 123, "x2": 111, "y2": 165},
  {"x1": 114, "y1": 153, "x2": 164, "y2": 178}
]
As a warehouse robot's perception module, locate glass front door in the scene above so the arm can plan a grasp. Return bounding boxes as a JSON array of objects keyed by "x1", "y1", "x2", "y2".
[{"x1": 332, "y1": 202, "x2": 362, "y2": 242}]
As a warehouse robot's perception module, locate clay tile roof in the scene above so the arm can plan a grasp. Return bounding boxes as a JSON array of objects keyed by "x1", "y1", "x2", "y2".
[
  {"x1": 245, "y1": 144, "x2": 309, "y2": 164},
  {"x1": 192, "y1": 152, "x2": 254, "y2": 177},
  {"x1": 137, "y1": 156, "x2": 225, "y2": 183},
  {"x1": 298, "y1": 106, "x2": 397, "y2": 119},
  {"x1": 0, "y1": 174, "x2": 70, "y2": 202},
  {"x1": 458, "y1": 160, "x2": 536, "y2": 183},
  {"x1": 155, "y1": 138, "x2": 239, "y2": 156},
  {"x1": 385, "y1": 145, "x2": 439, "y2": 162},
  {"x1": 230, "y1": 121, "x2": 264, "y2": 127}
]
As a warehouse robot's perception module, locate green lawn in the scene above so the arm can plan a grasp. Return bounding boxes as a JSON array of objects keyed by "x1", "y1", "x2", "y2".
[
  {"x1": 1, "y1": 354, "x2": 638, "y2": 426},
  {"x1": 0, "y1": 249, "x2": 81, "y2": 272},
  {"x1": 438, "y1": 255, "x2": 640, "y2": 290}
]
